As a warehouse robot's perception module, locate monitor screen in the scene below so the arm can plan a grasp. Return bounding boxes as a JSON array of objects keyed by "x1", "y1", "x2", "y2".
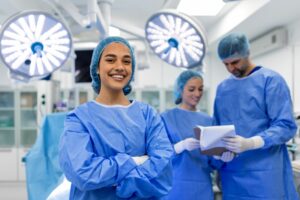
[{"x1": 75, "y1": 50, "x2": 93, "y2": 83}]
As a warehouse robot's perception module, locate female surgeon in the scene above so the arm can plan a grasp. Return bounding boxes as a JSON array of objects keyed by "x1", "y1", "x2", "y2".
[
  {"x1": 161, "y1": 70, "x2": 234, "y2": 200},
  {"x1": 59, "y1": 36, "x2": 173, "y2": 200}
]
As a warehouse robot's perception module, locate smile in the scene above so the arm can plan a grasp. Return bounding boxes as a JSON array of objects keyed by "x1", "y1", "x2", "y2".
[{"x1": 110, "y1": 74, "x2": 126, "y2": 80}]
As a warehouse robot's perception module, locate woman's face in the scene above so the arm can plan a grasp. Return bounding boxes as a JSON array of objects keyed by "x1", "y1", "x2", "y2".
[
  {"x1": 98, "y1": 42, "x2": 132, "y2": 93},
  {"x1": 181, "y1": 77, "x2": 203, "y2": 110}
]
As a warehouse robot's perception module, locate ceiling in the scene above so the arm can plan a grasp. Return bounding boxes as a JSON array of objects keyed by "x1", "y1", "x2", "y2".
[{"x1": 0, "y1": 0, "x2": 300, "y2": 53}]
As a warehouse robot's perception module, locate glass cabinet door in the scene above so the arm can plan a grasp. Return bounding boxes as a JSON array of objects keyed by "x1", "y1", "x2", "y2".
[
  {"x1": 79, "y1": 91, "x2": 88, "y2": 105},
  {"x1": 20, "y1": 92, "x2": 37, "y2": 147},
  {"x1": 165, "y1": 90, "x2": 175, "y2": 111},
  {"x1": 0, "y1": 91, "x2": 15, "y2": 147},
  {"x1": 141, "y1": 91, "x2": 160, "y2": 111},
  {"x1": 197, "y1": 90, "x2": 209, "y2": 114}
]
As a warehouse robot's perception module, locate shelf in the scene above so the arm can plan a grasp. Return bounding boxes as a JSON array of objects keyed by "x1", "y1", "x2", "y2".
[
  {"x1": 0, "y1": 107, "x2": 14, "y2": 110},
  {"x1": 0, "y1": 130, "x2": 15, "y2": 147},
  {"x1": 20, "y1": 129, "x2": 37, "y2": 147},
  {"x1": 20, "y1": 108, "x2": 37, "y2": 111},
  {"x1": 20, "y1": 127, "x2": 37, "y2": 130},
  {"x1": 0, "y1": 127, "x2": 14, "y2": 130}
]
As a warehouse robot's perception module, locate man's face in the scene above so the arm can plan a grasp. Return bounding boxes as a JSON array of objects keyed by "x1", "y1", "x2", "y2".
[{"x1": 223, "y1": 57, "x2": 250, "y2": 78}]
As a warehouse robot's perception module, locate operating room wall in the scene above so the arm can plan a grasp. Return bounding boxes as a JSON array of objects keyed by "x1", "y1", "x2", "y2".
[
  {"x1": 0, "y1": 61, "x2": 11, "y2": 86},
  {"x1": 134, "y1": 53, "x2": 183, "y2": 89},
  {"x1": 206, "y1": 17, "x2": 300, "y2": 115}
]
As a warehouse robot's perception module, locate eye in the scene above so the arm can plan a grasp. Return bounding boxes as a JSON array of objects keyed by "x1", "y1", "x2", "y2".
[
  {"x1": 123, "y1": 59, "x2": 132, "y2": 65},
  {"x1": 105, "y1": 57, "x2": 115, "y2": 63},
  {"x1": 231, "y1": 60, "x2": 240, "y2": 65},
  {"x1": 188, "y1": 88, "x2": 195, "y2": 92}
]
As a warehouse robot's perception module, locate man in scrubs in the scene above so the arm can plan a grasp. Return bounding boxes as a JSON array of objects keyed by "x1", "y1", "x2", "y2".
[{"x1": 214, "y1": 33, "x2": 299, "y2": 200}]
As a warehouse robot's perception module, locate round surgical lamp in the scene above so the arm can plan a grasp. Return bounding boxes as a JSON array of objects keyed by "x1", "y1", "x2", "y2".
[
  {"x1": 145, "y1": 10, "x2": 207, "y2": 69},
  {"x1": 0, "y1": 11, "x2": 72, "y2": 82}
]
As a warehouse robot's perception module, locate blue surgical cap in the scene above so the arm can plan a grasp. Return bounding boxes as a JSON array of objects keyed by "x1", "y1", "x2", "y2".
[
  {"x1": 174, "y1": 70, "x2": 203, "y2": 105},
  {"x1": 90, "y1": 36, "x2": 135, "y2": 95},
  {"x1": 217, "y1": 33, "x2": 250, "y2": 61}
]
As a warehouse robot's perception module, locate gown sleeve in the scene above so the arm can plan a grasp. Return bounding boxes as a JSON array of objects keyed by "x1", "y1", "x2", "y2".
[
  {"x1": 257, "y1": 75, "x2": 297, "y2": 148},
  {"x1": 116, "y1": 105, "x2": 173, "y2": 198},
  {"x1": 59, "y1": 112, "x2": 137, "y2": 191}
]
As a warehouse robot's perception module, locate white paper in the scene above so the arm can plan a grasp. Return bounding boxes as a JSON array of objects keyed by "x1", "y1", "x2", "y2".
[{"x1": 195, "y1": 125, "x2": 236, "y2": 150}]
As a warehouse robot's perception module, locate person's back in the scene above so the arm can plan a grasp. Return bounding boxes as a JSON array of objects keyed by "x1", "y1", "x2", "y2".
[{"x1": 214, "y1": 33, "x2": 299, "y2": 200}]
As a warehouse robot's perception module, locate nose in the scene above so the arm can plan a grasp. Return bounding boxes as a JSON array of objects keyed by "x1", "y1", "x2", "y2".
[
  {"x1": 114, "y1": 60, "x2": 125, "y2": 71},
  {"x1": 227, "y1": 64, "x2": 235, "y2": 73},
  {"x1": 193, "y1": 90, "x2": 201, "y2": 97}
]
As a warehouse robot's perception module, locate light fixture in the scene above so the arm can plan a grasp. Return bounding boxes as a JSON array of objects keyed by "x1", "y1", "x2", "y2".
[
  {"x1": 0, "y1": 11, "x2": 72, "y2": 82},
  {"x1": 177, "y1": 0, "x2": 225, "y2": 16},
  {"x1": 145, "y1": 10, "x2": 207, "y2": 69}
]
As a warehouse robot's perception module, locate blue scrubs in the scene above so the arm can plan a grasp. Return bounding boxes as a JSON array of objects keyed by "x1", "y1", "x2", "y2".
[
  {"x1": 161, "y1": 108, "x2": 220, "y2": 200},
  {"x1": 214, "y1": 67, "x2": 299, "y2": 200},
  {"x1": 59, "y1": 100, "x2": 173, "y2": 200}
]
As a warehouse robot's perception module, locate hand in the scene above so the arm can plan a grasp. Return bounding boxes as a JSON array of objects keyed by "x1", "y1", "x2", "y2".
[
  {"x1": 132, "y1": 155, "x2": 149, "y2": 165},
  {"x1": 222, "y1": 135, "x2": 264, "y2": 153},
  {"x1": 174, "y1": 138, "x2": 200, "y2": 154},
  {"x1": 213, "y1": 151, "x2": 235, "y2": 162}
]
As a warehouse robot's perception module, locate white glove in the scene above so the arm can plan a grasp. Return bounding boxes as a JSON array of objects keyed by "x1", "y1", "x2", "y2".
[
  {"x1": 213, "y1": 151, "x2": 235, "y2": 162},
  {"x1": 174, "y1": 138, "x2": 200, "y2": 154},
  {"x1": 132, "y1": 155, "x2": 149, "y2": 165},
  {"x1": 222, "y1": 135, "x2": 264, "y2": 153}
]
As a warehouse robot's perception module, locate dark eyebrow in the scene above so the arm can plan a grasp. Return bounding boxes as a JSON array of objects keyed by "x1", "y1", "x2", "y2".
[
  {"x1": 104, "y1": 54, "x2": 117, "y2": 58},
  {"x1": 123, "y1": 55, "x2": 131, "y2": 59},
  {"x1": 104, "y1": 54, "x2": 131, "y2": 59},
  {"x1": 224, "y1": 59, "x2": 240, "y2": 65}
]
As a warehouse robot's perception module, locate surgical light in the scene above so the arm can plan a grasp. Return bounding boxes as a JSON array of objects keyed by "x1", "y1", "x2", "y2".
[
  {"x1": 145, "y1": 10, "x2": 207, "y2": 69},
  {"x1": 0, "y1": 11, "x2": 72, "y2": 82}
]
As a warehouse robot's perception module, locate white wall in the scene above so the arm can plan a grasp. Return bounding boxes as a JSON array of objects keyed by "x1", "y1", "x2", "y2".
[
  {"x1": 0, "y1": 62, "x2": 13, "y2": 87},
  {"x1": 133, "y1": 53, "x2": 183, "y2": 89},
  {"x1": 206, "y1": 17, "x2": 300, "y2": 114}
]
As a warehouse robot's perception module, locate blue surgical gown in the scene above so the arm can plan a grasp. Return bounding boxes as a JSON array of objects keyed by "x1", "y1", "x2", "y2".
[
  {"x1": 59, "y1": 100, "x2": 173, "y2": 200},
  {"x1": 161, "y1": 108, "x2": 221, "y2": 200},
  {"x1": 214, "y1": 67, "x2": 299, "y2": 200}
]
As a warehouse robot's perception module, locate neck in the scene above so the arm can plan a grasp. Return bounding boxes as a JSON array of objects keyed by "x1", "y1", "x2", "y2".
[
  {"x1": 244, "y1": 60, "x2": 256, "y2": 77},
  {"x1": 96, "y1": 88, "x2": 130, "y2": 106},
  {"x1": 179, "y1": 103, "x2": 197, "y2": 111}
]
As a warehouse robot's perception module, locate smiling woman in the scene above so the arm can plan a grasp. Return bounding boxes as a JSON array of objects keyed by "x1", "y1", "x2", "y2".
[
  {"x1": 96, "y1": 42, "x2": 133, "y2": 104},
  {"x1": 58, "y1": 36, "x2": 173, "y2": 200}
]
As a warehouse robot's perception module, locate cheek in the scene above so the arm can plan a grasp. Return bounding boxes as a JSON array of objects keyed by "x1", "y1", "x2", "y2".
[{"x1": 126, "y1": 66, "x2": 133, "y2": 78}]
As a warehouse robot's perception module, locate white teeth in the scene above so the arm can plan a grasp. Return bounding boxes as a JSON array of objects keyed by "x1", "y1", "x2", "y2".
[{"x1": 111, "y1": 75, "x2": 124, "y2": 79}]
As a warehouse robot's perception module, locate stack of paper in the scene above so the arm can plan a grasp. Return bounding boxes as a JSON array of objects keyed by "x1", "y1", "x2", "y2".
[{"x1": 194, "y1": 125, "x2": 236, "y2": 156}]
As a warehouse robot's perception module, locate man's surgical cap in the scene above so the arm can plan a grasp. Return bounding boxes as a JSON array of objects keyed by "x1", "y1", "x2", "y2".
[
  {"x1": 217, "y1": 33, "x2": 250, "y2": 61},
  {"x1": 90, "y1": 36, "x2": 135, "y2": 95},
  {"x1": 174, "y1": 70, "x2": 203, "y2": 105}
]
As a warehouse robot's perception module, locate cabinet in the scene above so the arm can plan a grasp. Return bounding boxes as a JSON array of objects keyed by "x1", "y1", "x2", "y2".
[
  {"x1": 141, "y1": 90, "x2": 160, "y2": 111},
  {"x1": 0, "y1": 88, "x2": 38, "y2": 181},
  {"x1": 131, "y1": 88, "x2": 210, "y2": 113},
  {"x1": 0, "y1": 91, "x2": 18, "y2": 181}
]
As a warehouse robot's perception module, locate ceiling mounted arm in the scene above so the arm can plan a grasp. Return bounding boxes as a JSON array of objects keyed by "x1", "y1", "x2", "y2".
[{"x1": 54, "y1": 0, "x2": 114, "y2": 38}]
